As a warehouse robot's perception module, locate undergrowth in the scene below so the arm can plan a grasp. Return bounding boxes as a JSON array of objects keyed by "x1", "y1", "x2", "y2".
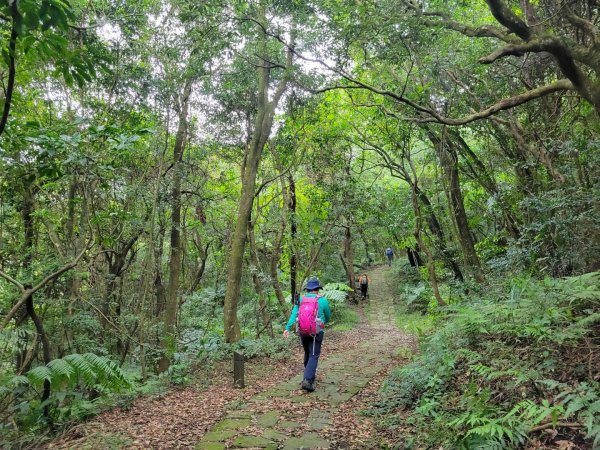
[{"x1": 372, "y1": 270, "x2": 600, "y2": 449}]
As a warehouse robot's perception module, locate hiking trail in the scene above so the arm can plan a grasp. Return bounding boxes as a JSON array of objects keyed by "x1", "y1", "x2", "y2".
[
  {"x1": 51, "y1": 266, "x2": 413, "y2": 449},
  {"x1": 196, "y1": 266, "x2": 413, "y2": 449}
]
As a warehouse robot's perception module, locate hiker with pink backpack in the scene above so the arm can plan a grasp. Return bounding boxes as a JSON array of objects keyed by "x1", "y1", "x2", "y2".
[{"x1": 283, "y1": 276, "x2": 332, "y2": 392}]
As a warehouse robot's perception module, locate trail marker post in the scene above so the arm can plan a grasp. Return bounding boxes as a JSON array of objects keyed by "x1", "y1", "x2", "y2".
[{"x1": 233, "y1": 351, "x2": 245, "y2": 388}]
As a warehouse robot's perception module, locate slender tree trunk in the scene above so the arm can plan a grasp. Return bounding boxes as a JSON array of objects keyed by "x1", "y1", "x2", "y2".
[
  {"x1": 431, "y1": 129, "x2": 485, "y2": 282},
  {"x1": 223, "y1": 10, "x2": 293, "y2": 342},
  {"x1": 25, "y1": 294, "x2": 52, "y2": 418},
  {"x1": 288, "y1": 173, "x2": 298, "y2": 304},
  {"x1": 490, "y1": 122, "x2": 538, "y2": 196},
  {"x1": 223, "y1": 121, "x2": 271, "y2": 341},
  {"x1": 407, "y1": 162, "x2": 445, "y2": 306},
  {"x1": 342, "y1": 223, "x2": 356, "y2": 291},
  {"x1": 21, "y1": 186, "x2": 53, "y2": 418},
  {"x1": 190, "y1": 242, "x2": 209, "y2": 293},
  {"x1": 270, "y1": 210, "x2": 288, "y2": 313},
  {"x1": 0, "y1": 4, "x2": 18, "y2": 136},
  {"x1": 154, "y1": 216, "x2": 166, "y2": 316},
  {"x1": 415, "y1": 185, "x2": 464, "y2": 281},
  {"x1": 358, "y1": 228, "x2": 372, "y2": 266},
  {"x1": 66, "y1": 183, "x2": 87, "y2": 352},
  {"x1": 248, "y1": 219, "x2": 273, "y2": 338},
  {"x1": 339, "y1": 252, "x2": 351, "y2": 280},
  {"x1": 158, "y1": 80, "x2": 192, "y2": 373},
  {"x1": 223, "y1": 147, "x2": 263, "y2": 342},
  {"x1": 450, "y1": 130, "x2": 521, "y2": 239}
]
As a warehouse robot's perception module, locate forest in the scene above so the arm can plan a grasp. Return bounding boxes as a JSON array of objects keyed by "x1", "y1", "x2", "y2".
[{"x1": 0, "y1": 0, "x2": 599, "y2": 448}]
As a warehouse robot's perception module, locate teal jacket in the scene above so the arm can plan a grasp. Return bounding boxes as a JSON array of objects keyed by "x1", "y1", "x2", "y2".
[{"x1": 285, "y1": 293, "x2": 332, "y2": 333}]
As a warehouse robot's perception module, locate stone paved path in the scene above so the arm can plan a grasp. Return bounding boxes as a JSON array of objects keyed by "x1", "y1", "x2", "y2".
[{"x1": 196, "y1": 266, "x2": 411, "y2": 449}]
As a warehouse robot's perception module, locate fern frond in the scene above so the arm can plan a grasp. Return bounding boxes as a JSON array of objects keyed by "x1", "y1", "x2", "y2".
[
  {"x1": 27, "y1": 366, "x2": 52, "y2": 384},
  {"x1": 25, "y1": 353, "x2": 131, "y2": 391},
  {"x1": 321, "y1": 283, "x2": 352, "y2": 303},
  {"x1": 64, "y1": 353, "x2": 96, "y2": 385},
  {"x1": 48, "y1": 358, "x2": 75, "y2": 385}
]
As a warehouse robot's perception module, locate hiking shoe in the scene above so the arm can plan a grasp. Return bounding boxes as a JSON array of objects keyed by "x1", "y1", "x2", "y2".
[{"x1": 301, "y1": 379, "x2": 312, "y2": 391}]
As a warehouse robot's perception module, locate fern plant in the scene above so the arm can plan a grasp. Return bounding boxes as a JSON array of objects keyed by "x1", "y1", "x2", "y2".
[
  {"x1": 22, "y1": 353, "x2": 131, "y2": 391},
  {"x1": 321, "y1": 282, "x2": 353, "y2": 303},
  {"x1": 1, "y1": 353, "x2": 132, "y2": 428},
  {"x1": 556, "y1": 381, "x2": 600, "y2": 446},
  {"x1": 375, "y1": 271, "x2": 600, "y2": 448}
]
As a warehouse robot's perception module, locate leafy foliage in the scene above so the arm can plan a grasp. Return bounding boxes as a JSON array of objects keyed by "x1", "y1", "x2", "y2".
[
  {"x1": 0, "y1": 0, "x2": 599, "y2": 445},
  {"x1": 0, "y1": 353, "x2": 130, "y2": 442},
  {"x1": 321, "y1": 282, "x2": 353, "y2": 303},
  {"x1": 373, "y1": 272, "x2": 600, "y2": 448}
]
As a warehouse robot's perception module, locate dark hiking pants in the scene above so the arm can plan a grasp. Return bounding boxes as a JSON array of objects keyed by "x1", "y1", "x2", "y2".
[
  {"x1": 300, "y1": 332, "x2": 323, "y2": 383},
  {"x1": 360, "y1": 284, "x2": 368, "y2": 299}
]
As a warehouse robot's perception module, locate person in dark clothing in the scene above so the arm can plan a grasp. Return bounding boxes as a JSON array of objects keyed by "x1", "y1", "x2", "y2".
[
  {"x1": 359, "y1": 273, "x2": 369, "y2": 301},
  {"x1": 385, "y1": 247, "x2": 394, "y2": 266}
]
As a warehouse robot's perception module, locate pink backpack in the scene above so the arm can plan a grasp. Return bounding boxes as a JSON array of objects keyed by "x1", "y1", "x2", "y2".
[{"x1": 297, "y1": 295, "x2": 322, "y2": 336}]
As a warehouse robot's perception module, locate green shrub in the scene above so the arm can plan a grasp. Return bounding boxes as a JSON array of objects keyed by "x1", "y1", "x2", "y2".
[
  {"x1": 329, "y1": 303, "x2": 359, "y2": 331},
  {"x1": 372, "y1": 272, "x2": 600, "y2": 448},
  {"x1": 0, "y1": 353, "x2": 131, "y2": 446}
]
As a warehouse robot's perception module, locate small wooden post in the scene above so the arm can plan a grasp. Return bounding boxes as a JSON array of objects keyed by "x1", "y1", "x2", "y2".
[{"x1": 233, "y1": 351, "x2": 245, "y2": 388}]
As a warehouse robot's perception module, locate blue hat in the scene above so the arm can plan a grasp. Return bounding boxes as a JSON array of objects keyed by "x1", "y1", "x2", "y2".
[{"x1": 305, "y1": 276, "x2": 323, "y2": 291}]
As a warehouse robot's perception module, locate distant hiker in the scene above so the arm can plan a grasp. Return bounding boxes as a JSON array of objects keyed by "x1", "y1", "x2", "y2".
[
  {"x1": 283, "y1": 276, "x2": 331, "y2": 392},
  {"x1": 385, "y1": 247, "x2": 394, "y2": 266},
  {"x1": 359, "y1": 273, "x2": 370, "y2": 301}
]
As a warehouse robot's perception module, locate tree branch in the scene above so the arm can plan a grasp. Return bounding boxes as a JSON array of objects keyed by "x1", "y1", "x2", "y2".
[
  {"x1": 485, "y1": 0, "x2": 531, "y2": 41},
  {"x1": 1, "y1": 242, "x2": 90, "y2": 329},
  {"x1": 479, "y1": 42, "x2": 544, "y2": 63},
  {"x1": 270, "y1": 27, "x2": 295, "y2": 108},
  {"x1": 564, "y1": 7, "x2": 598, "y2": 44},
  {"x1": 255, "y1": 165, "x2": 292, "y2": 197},
  {"x1": 403, "y1": 0, "x2": 516, "y2": 42},
  {"x1": 317, "y1": 76, "x2": 573, "y2": 126},
  {"x1": 0, "y1": 271, "x2": 24, "y2": 291},
  {"x1": 406, "y1": 79, "x2": 574, "y2": 125},
  {"x1": 530, "y1": 421, "x2": 583, "y2": 433},
  {"x1": 0, "y1": 5, "x2": 18, "y2": 136},
  {"x1": 241, "y1": 10, "x2": 576, "y2": 123}
]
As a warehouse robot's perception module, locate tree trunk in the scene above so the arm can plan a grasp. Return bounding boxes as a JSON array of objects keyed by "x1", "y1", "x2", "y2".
[
  {"x1": 450, "y1": 130, "x2": 521, "y2": 239},
  {"x1": 66, "y1": 181, "x2": 87, "y2": 352},
  {"x1": 406, "y1": 247, "x2": 423, "y2": 267},
  {"x1": 288, "y1": 173, "x2": 298, "y2": 304},
  {"x1": 431, "y1": 128, "x2": 485, "y2": 282},
  {"x1": 248, "y1": 218, "x2": 273, "y2": 338},
  {"x1": 154, "y1": 216, "x2": 166, "y2": 317},
  {"x1": 223, "y1": 21, "x2": 293, "y2": 341},
  {"x1": 407, "y1": 161, "x2": 446, "y2": 306},
  {"x1": 190, "y1": 242, "x2": 209, "y2": 293},
  {"x1": 223, "y1": 141, "x2": 264, "y2": 342},
  {"x1": 21, "y1": 186, "x2": 53, "y2": 418},
  {"x1": 342, "y1": 223, "x2": 356, "y2": 291},
  {"x1": 358, "y1": 228, "x2": 372, "y2": 266},
  {"x1": 339, "y1": 253, "x2": 353, "y2": 292},
  {"x1": 158, "y1": 79, "x2": 192, "y2": 373},
  {"x1": 270, "y1": 203, "x2": 289, "y2": 314},
  {"x1": 415, "y1": 185, "x2": 464, "y2": 281}
]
